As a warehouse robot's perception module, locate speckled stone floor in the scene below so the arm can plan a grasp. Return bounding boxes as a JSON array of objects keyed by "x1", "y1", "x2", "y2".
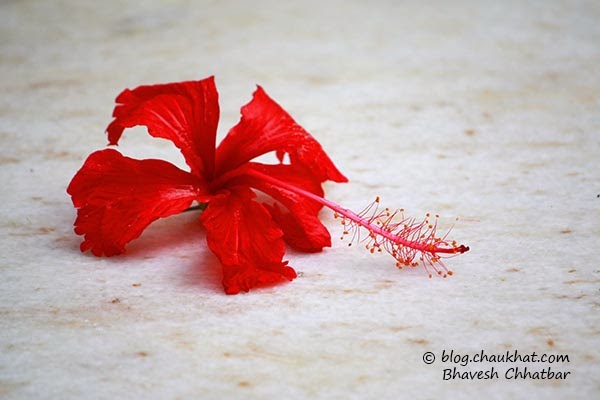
[{"x1": 1, "y1": 1, "x2": 599, "y2": 399}]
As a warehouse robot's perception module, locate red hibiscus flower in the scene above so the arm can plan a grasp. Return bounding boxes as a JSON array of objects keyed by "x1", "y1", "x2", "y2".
[{"x1": 67, "y1": 76, "x2": 468, "y2": 294}]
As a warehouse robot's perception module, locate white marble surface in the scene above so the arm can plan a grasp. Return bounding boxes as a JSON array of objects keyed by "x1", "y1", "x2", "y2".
[{"x1": 1, "y1": 1, "x2": 599, "y2": 398}]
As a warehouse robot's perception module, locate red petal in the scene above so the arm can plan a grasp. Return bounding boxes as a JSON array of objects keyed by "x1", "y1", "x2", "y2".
[
  {"x1": 106, "y1": 76, "x2": 219, "y2": 178},
  {"x1": 236, "y1": 163, "x2": 332, "y2": 252},
  {"x1": 266, "y1": 203, "x2": 331, "y2": 253},
  {"x1": 200, "y1": 186, "x2": 296, "y2": 294},
  {"x1": 215, "y1": 86, "x2": 348, "y2": 183},
  {"x1": 67, "y1": 149, "x2": 209, "y2": 256}
]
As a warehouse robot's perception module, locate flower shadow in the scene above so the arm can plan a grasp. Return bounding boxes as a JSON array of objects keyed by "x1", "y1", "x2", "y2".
[
  {"x1": 120, "y1": 211, "x2": 203, "y2": 258},
  {"x1": 92, "y1": 211, "x2": 224, "y2": 293}
]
